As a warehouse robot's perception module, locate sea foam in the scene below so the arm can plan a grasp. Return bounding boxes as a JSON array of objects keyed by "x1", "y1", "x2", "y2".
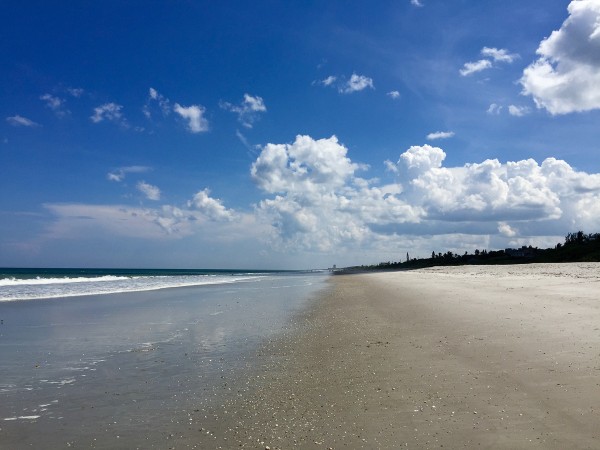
[{"x1": 0, "y1": 274, "x2": 262, "y2": 302}]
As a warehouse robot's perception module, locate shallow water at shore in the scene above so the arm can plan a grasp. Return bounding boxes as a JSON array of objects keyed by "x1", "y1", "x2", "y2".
[{"x1": 0, "y1": 272, "x2": 328, "y2": 448}]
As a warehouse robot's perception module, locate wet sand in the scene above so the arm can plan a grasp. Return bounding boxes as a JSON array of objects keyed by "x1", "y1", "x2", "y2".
[{"x1": 193, "y1": 263, "x2": 600, "y2": 449}]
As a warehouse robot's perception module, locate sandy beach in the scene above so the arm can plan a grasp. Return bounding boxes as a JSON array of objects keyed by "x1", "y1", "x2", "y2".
[{"x1": 193, "y1": 263, "x2": 600, "y2": 449}]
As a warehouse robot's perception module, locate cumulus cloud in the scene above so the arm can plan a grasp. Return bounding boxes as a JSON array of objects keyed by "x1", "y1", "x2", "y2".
[
  {"x1": 320, "y1": 76, "x2": 337, "y2": 86},
  {"x1": 460, "y1": 59, "x2": 492, "y2": 76},
  {"x1": 173, "y1": 103, "x2": 209, "y2": 133},
  {"x1": 520, "y1": 0, "x2": 600, "y2": 114},
  {"x1": 144, "y1": 89, "x2": 212, "y2": 133},
  {"x1": 136, "y1": 181, "x2": 161, "y2": 201},
  {"x1": 188, "y1": 188, "x2": 235, "y2": 221},
  {"x1": 487, "y1": 103, "x2": 503, "y2": 114},
  {"x1": 107, "y1": 165, "x2": 151, "y2": 182},
  {"x1": 40, "y1": 94, "x2": 68, "y2": 117},
  {"x1": 6, "y1": 115, "x2": 40, "y2": 127},
  {"x1": 399, "y1": 144, "x2": 446, "y2": 175},
  {"x1": 461, "y1": 47, "x2": 518, "y2": 76},
  {"x1": 508, "y1": 105, "x2": 531, "y2": 117},
  {"x1": 33, "y1": 134, "x2": 600, "y2": 262},
  {"x1": 220, "y1": 94, "x2": 267, "y2": 128},
  {"x1": 389, "y1": 146, "x2": 600, "y2": 226},
  {"x1": 315, "y1": 73, "x2": 375, "y2": 94},
  {"x1": 91, "y1": 103, "x2": 127, "y2": 127},
  {"x1": 251, "y1": 135, "x2": 361, "y2": 194},
  {"x1": 250, "y1": 136, "x2": 600, "y2": 254},
  {"x1": 143, "y1": 87, "x2": 171, "y2": 118},
  {"x1": 251, "y1": 135, "x2": 422, "y2": 251},
  {"x1": 426, "y1": 131, "x2": 455, "y2": 140},
  {"x1": 498, "y1": 222, "x2": 517, "y2": 237},
  {"x1": 340, "y1": 73, "x2": 374, "y2": 93},
  {"x1": 387, "y1": 90, "x2": 401, "y2": 99},
  {"x1": 481, "y1": 47, "x2": 519, "y2": 63}
]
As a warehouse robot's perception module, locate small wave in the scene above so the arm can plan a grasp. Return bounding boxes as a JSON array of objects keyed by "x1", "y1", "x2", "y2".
[
  {"x1": 0, "y1": 275, "x2": 263, "y2": 302},
  {"x1": 43, "y1": 378, "x2": 76, "y2": 386},
  {"x1": 0, "y1": 275, "x2": 131, "y2": 287},
  {"x1": 3, "y1": 415, "x2": 40, "y2": 421}
]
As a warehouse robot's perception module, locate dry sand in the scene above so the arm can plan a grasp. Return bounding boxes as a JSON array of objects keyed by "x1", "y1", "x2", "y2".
[{"x1": 191, "y1": 263, "x2": 600, "y2": 449}]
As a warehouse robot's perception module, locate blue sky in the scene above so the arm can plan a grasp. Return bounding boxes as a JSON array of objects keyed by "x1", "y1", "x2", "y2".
[{"x1": 2, "y1": 0, "x2": 600, "y2": 269}]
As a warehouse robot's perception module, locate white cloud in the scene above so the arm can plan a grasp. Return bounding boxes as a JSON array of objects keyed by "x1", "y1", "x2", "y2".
[
  {"x1": 90, "y1": 103, "x2": 127, "y2": 126},
  {"x1": 316, "y1": 74, "x2": 374, "y2": 94},
  {"x1": 107, "y1": 166, "x2": 151, "y2": 182},
  {"x1": 387, "y1": 90, "x2": 401, "y2": 99},
  {"x1": 243, "y1": 94, "x2": 267, "y2": 112},
  {"x1": 136, "y1": 181, "x2": 161, "y2": 201},
  {"x1": 43, "y1": 203, "x2": 193, "y2": 239},
  {"x1": 251, "y1": 135, "x2": 422, "y2": 251},
  {"x1": 188, "y1": 188, "x2": 235, "y2": 221},
  {"x1": 6, "y1": 115, "x2": 40, "y2": 127},
  {"x1": 384, "y1": 159, "x2": 399, "y2": 173},
  {"x1": 235, "y1": 129, "x2": 261, "y2": 155},
  {"x1": 340, "y1": 73, "x2": 374, "y2": 93},
  {"x1": 426, "y1": 131, "x2": 455, "y2": 140},
  {"x1": 236, "y1": 129, "x2": 251, "y2": 148},
  {"x1": 508, "y1": 105, "x2": 531, "y2": 117},
  {"x1": 320, "y1": 75, "x2": 337, "y2": 86},
  {"x1": 481, "y1": 47, "x2": 519, "y2": 63},
  {"x1": 251, "y1": 135, "x2": 362, "y2": 194},
  {"x1": 390, "y1": 146, "x2": 600, "y2": 226},
  {"x1": 411, "y1": 0, "x2": 423, "y2": 6},
  {"x1": 40, "y1": 94, "x2": 68, "y2": 116},
  {"x1": 520, "y1": 0, "x2": 600, "y2": 114},
  {"x1": 41, "y1": 202, "x2": 265, "y2": 254},
  {"x1": 251, "y1": 137, "x2": 600, "y2": 254},
  {"x1": 106, "y1": 173, "x2": 122, "y2": 182},
  {"x1": 144, "y1": 87, "x2": 171, "y2": 118},
  {"x1": 220, "y1": 94, "x2": 267, "y2": 128},
  {"x1": 399, "y1": 144, "x2": 446, "y2": 175},
  {"x1": 67, "y1": 87, "x2": 84, "y2": 98},
  {"x1": 35, "y1": 137, "x2": 600, "y2": 263},
  {"x1": 461, "y1": 47, "x2": 518, "y2": 76},
  {"x1": 460, "y1": 59, "x2": 492, "y2": 76},
  {"x1": 498, "y1": 222, "x2": 517, "y2": 237},
  {"x1": 487, "y1": 103, "x2": 503, "y2": 114},
  {"x1": 173, "y1": 103, "x2": 209, "y2": 133}
]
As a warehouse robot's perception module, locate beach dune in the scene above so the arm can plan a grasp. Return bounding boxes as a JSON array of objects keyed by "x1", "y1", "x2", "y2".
[{"x1": 195, "y1": 263, "x2": 600, "y2": 449}]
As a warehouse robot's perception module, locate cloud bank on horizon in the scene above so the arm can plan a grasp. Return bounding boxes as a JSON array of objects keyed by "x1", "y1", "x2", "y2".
[
  {"x1": 41, "y1": 135, "x2": 600, "y2": 263},
  {"x1": 1, "y1": 0, "x2": 600, "y2": 268}
]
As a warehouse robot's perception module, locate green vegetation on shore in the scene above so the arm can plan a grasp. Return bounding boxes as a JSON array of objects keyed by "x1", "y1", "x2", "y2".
[{"x1": 336, "y1": 231, "x2": 600, "y2": 273}]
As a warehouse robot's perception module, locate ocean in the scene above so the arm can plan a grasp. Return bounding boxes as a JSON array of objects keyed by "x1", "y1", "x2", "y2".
[
  {"x1": 0, "y1": 267, "x2": 289, "y2": 302},
  {"x1": 0, "y1": 268, "x2": 329, "y2": 448}
]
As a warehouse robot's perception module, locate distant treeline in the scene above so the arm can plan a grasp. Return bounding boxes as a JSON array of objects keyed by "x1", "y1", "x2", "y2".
[{"x1": 336, "y1": 231, "x2": 600, "y2": 273}]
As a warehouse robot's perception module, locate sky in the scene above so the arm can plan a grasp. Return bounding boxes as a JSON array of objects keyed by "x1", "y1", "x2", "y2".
[{"x1": 1, "y1": 0, "x2": 600, "y2": 269}]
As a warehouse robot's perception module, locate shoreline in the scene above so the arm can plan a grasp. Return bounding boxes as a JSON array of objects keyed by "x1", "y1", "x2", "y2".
[
  {"x1": 0, "y1": 273, "x2": 328, "y2": 449},
  {"x1": 190, "y1": 263, "x2": 600, "y2": 449}
]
